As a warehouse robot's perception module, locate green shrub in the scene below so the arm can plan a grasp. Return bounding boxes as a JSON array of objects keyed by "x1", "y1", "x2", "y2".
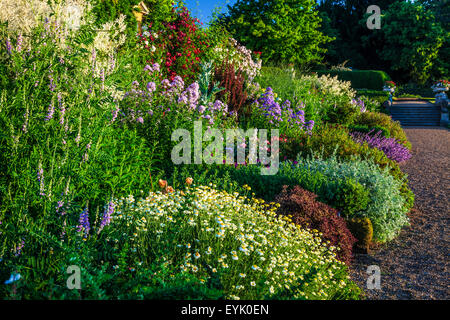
[
  {"x1": 325, "y1": 101, "x2": 359, "y2": 125},
  {"x1": 173, "y1": 153, "x2": 409, "y2": 243},
  {"x1": 334, "y1": 179, "x2": 370, "y2": 218},
  {"x1": 315, "y1": 70, "x2": 391, "y2": 90},
  {"x1": 293, "y1": 125, "x2": 414, "y2": 213},
  {"x1": 291, "y1": 155, "x2": 409, "y2": 243},
  {"x1": 355, "y1": 112, "x2": 411, "y2": 149}
]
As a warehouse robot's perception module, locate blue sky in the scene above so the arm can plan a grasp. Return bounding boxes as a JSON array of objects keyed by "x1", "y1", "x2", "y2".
[{"x1": 183, "y1": 0, "x2": 237, "y2": 26}]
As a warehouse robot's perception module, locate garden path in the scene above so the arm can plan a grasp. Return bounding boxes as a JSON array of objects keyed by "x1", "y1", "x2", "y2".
[{"x1": 350, "y1": 126, "x2": 449, "y2": 299}]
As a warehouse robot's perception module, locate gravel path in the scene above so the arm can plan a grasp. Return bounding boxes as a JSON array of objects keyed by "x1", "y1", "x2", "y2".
[{"x1": 350, "y1": 126, "x2": 450, "y2": 300}]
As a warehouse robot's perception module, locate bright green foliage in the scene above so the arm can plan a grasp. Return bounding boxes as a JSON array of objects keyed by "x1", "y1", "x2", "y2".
[
  {"x1": 334, "y1": 178, "x2": 370, "y2": 218},
  {"x1": 90, "y1": 0, "x2": 141, "y2": 34},
  {"x1": 218, "y1": 0, "x2": 332, "y2": 66}
]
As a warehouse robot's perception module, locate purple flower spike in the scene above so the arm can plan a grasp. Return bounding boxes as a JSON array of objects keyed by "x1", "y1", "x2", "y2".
[{"x1": 350, "y1": 130, "x2": 411, "y2": 163}]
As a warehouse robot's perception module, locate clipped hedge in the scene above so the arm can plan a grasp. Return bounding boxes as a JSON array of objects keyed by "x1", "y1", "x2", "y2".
[
  {"x1": 356, "y1": 89, "x2": 389, "y2": 98},
  {"x1": 315, "y1": 70, "x2": 391, "y2": 90}
]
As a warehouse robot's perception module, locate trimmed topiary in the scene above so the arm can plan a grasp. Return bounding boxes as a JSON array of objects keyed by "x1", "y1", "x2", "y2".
[{"x1": 346, "y1": 217, "x2": 373, "y2": 254}]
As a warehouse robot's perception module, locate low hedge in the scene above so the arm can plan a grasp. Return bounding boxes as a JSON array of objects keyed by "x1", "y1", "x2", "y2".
[{"x1": 315, "y1": 70, "x2": 391, "y2": 90}]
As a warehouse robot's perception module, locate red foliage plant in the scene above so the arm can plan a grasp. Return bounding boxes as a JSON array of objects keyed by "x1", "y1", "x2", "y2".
[
  {"x1": 214, "y1": 60, "x2": 248, "y2": 117},
  {"x1": 138, "y1": 6, "x2": 210, "y2": 82},
  {"x1": 275, "y1": 185, "x2": 357, "y2": 265}
]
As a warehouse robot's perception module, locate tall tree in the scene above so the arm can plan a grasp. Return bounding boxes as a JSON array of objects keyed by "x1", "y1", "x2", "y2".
[
  {"x1": 364, "y1": 1, "x2": 446, "y2": 84},
  {"x1": 217, "y1": 0, "x2": 332, "y2": 66},
  {"x1": 317, "y1": 0, "x2": 402, "y2": 68}
]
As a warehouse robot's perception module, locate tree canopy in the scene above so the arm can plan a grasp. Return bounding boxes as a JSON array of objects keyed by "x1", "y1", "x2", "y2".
[{"x1": 216, "y1": 0, "x2": 332, "y2": 66}]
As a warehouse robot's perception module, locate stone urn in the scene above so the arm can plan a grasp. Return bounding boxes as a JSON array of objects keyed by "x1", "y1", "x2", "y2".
[
  {"x1": 432, "y1": 85, "x2": 449, "y2": 126},
  {"x1": 383, "y1": 86, "x2": 395, "y2": 108}
]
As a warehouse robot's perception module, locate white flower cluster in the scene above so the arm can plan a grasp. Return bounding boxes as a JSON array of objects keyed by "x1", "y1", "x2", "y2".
[
  {"x1": 213, "y1": 38, "x2": 262, "y2": 82},
  {"x1": 300, "y1": 74, "x2": 356, "y2": 101},
  {"x1": 0, "y1": 0, "x2": 91, "y2": 36},
  {"x1": 86, "y1": 15, "x2": 127, "y2": 79},
  {"x1": 92, "y1": 14, "x2": 127, "y2": 55},
  {"x1": 107, "y1": 185, "x2": 357, "y2": 300}
]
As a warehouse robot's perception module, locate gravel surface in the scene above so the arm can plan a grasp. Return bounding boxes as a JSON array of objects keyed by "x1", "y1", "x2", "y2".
[{"x1": 350, "y1": 126, "x2": 450, "y2": 300}]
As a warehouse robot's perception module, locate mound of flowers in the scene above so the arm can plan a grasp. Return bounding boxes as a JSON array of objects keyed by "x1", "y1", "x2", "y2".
[
  {"x1": 104, "y1": 184, "x2": 361, "y2": 300},
  {"x1": 349, "y1": 130, "x2": 412, "y2": 163}
]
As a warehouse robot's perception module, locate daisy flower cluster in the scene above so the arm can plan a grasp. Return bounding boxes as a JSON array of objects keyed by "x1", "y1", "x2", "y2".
[{"x1": 107, "y1": 183, "x2": 360, "y2": 300}]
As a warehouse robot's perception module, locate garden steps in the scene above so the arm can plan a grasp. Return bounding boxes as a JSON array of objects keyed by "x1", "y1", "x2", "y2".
[{"x1": 389, "y1": 100, "x2": 440, "y2": 126}]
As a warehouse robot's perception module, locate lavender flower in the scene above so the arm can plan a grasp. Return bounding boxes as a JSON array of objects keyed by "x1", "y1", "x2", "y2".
[
  {"x1": 197, "y1": 105, "x2": 206, "y2": 114},
  {"x1": 16, "y1": 34, "x2": 23, "y2": 52},
  {"x1": 58, "y1": 94, "x2": 65, "y2": 125},
  {"x1": 37, "y1": 162, "x2": 45, "y2": 196},
  {"x1": 77, "y1": 206, "x2": 90, "y2": 240},
  {"x1": 82, "y1": 141, "x2": 91, "y2": 163},
  {"x1": 14, "y1": 239, "x2": 25, "y2": 257},
  {"x1": 108, "y1": 53, "x2": 116, "y2": 73},
  {"x1": 5, "y1": 38, "x2": 12, "y2": 55},
  {"x1": 255, "y1": 87, "x2": 313, "y2": 132},
  {"x1": 22, "y1": 108, "x2": 29, "y2": 133},
  {"x1": 350, "y1": 130, "x2": 412, "y2": 162},
  {"x1": 97, "y1": 201, "x2": 115, "y2": 234},
  {"x1": 111, "y1": 105, "x2": 119, "y2": 123},
  {"x1": 56, "y1": 200, "x2": 64, "y2": 213},
  {"x1": 45, "y1": 101, "x2": 54, "y2": 121}
]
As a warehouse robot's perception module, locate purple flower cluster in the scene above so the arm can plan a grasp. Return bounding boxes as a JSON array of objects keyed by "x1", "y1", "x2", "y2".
[
  {"x1": 161, "y1": 76, "x2": 184, "y2": 101},
  {"x1": 45, "y1": 101, "x2": 54, "y2": 121},
  {"x1": 111, "y1": 104, "x2": 120, "y2": 123},
  {"x1": 77, "y1": 206, "x2": 90, "y2": 240},
  {"x1": 178, "y1": 82, "x2": 200, "y2": 110},
  {"x1": 16, "y1": 34, "x2": 23, "y2": 52},
  {"x1": 37, "y1": 162, "x2": 45, "y2": 196},
  {"x1": 144, "y1": 63, "x2": 160, "y2": 74},
  {"x1": 255, "y1": 87, "x2": 314, "y2": 134},
  {"x1": 14, "y1": 240, "x2": 25, "y2": 257},
  {"x1": 5, "y1": 38, "x2": 12, "y2": 55},
  {"x1": 352, "y1": 98, "x2": 366, "y2": 112},
  {"x1": 195, "y1": 99, "x2": 228, "y2": 125},
  {"x1": 350, "y1": 130, "x2": 412, "y2": 163},
  {"x1": 98, "y1": 201, "x2": 115, "y2": 234}
]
